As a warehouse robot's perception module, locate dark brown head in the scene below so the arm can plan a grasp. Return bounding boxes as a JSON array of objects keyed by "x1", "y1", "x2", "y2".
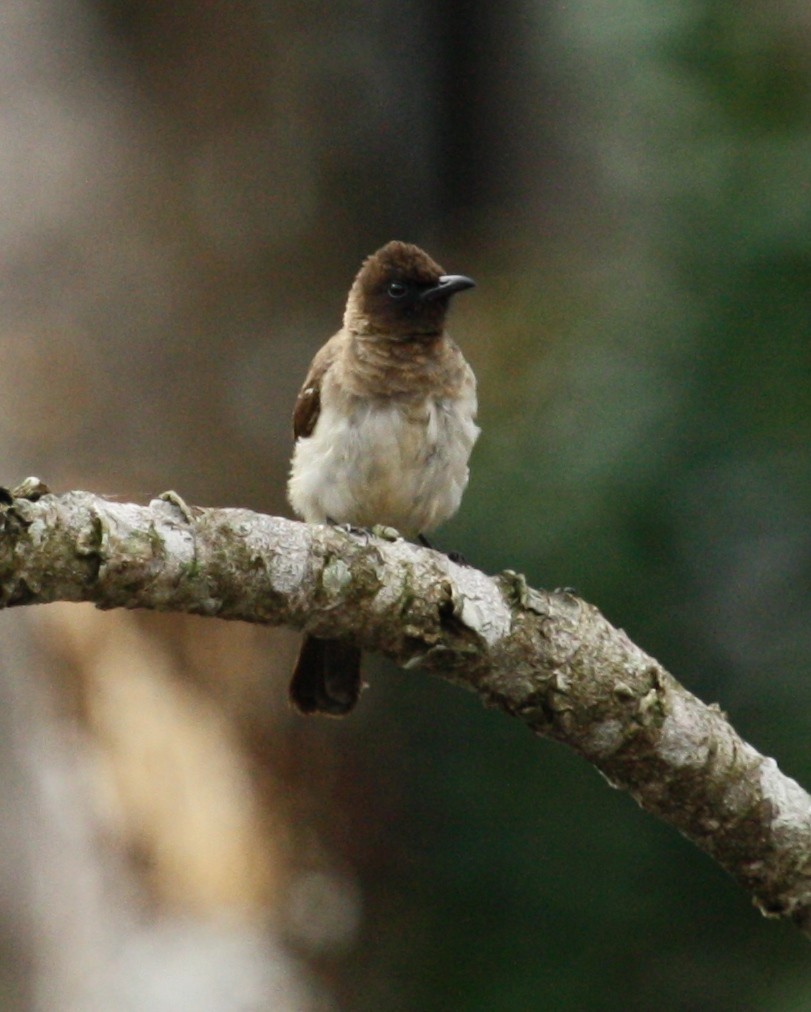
[{"x1": 344, "y1": 240, "x2": 475, "y2": 338}]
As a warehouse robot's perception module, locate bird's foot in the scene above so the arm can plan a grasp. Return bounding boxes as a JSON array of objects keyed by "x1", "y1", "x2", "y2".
[
  {"x1": 8, "y1": 477, "x2": 50, "y2": 502},
  {"x1": 157, "y1": 489, "x2": 196, "y2": 523},
  {"x1": 326, "y1": 519, "x2": 403, "y2": 544},
  {"x1": 417, "y1": 533, "x2": 468, "y2": 566},
  {"x1": 326, "y1": 518, "x2": 373, "y2": 542},
  {"x1": 370, "y1": 524, "x2": 402, "y2": 543}
]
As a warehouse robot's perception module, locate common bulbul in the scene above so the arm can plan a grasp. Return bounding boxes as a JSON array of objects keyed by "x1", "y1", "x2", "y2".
[{"x1": 287, "y1": 240, "x2": 478, "y2": 715}]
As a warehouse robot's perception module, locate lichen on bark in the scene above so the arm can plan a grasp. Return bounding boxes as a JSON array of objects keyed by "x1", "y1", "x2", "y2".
[{"x1": 1, "y1": 483, "x2": 809, "y2": 937}]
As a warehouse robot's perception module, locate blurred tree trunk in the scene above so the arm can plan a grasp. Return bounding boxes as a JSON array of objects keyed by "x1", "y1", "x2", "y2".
[
  {"x1": 0, "y1": 0, "x2": 440, "y2": 1006},
  {"x1": 0, "y1": 0, "x2": 573, "y2": 1007}
]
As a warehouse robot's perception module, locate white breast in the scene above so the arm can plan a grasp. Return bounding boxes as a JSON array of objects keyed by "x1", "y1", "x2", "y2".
[{"x1": 288, "y1": 389, "x2": 479, "y2": 536}]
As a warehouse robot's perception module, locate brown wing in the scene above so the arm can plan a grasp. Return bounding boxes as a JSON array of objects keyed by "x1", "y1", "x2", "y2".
[
  {"x1": 292, "y1": 332, "x2": 342, "y2": 439},
  {"x1": 293, "y1": 382, "x2": 321, "y2": 439}
]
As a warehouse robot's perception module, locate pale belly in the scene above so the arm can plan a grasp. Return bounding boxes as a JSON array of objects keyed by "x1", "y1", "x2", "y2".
[{"x1": 288, "y1": 396, "x2": 479, "y2": 535}]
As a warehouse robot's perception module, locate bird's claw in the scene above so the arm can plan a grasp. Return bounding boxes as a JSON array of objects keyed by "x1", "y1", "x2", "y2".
[
  {"x1": 10, "y1": 477, "x2": 50, "y2": 502},
  {"x1": 157, "y1": 490, "x2": 195, "y2": 524},
  {"x1": 370, "y1": 524, "x2": 402, "y2": 542},
  {"x1": 326, "y1": 520, "x2": 402, "y2": 544},
  {"x1": 327, "y1": 519, "x2": 369, "y2": 538}
]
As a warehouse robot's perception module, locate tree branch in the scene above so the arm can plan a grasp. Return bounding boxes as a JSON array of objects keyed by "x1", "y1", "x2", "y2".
[{"x1": 1, "y1": 482, "x2": 809, "y2": 937}]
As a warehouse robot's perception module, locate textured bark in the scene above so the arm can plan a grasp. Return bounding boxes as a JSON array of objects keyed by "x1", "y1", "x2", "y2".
[{"x1": 1, "y1": 483, "x2": 810, "y2": 937}]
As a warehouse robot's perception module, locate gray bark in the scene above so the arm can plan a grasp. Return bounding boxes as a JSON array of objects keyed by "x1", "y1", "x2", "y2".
[{"x1": 2, "y1": 482, "x2": 810, "y2": 938}]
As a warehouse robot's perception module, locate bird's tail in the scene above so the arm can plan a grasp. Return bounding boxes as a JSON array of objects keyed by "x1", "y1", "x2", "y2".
[{"x1": 289, "y1": 635, "x2": 363, "y2": 716}]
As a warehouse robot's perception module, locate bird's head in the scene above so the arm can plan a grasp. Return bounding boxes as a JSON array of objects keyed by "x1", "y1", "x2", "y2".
[{"x1": 345, "y1": 241, "x2": 475, "y2": 339}]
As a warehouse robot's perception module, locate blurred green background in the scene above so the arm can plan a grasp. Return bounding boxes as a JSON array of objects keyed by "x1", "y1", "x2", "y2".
[{"x1": 1, "y1": 1, "x2": 809, "y2": 1009}]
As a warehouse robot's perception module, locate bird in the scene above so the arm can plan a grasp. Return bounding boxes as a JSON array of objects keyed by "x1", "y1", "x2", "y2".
[{"x1": 287, "y1": 240, "x2": 479, "y2": 716}]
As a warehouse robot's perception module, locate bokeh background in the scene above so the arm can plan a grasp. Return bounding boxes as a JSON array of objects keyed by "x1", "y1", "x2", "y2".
[{"x1": 1, "y1": 1, "x2": 810, "y2": 1009}]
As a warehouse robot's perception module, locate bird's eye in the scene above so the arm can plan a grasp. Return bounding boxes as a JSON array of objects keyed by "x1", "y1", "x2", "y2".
[{"x1": 387, "y1": 280, "x2": 408, "y2": 299}]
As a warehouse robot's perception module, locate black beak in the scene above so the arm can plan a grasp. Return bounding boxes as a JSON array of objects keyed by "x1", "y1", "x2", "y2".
[{"x1": 419, "y1": 274, "x2": 476, "y2": 303}]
